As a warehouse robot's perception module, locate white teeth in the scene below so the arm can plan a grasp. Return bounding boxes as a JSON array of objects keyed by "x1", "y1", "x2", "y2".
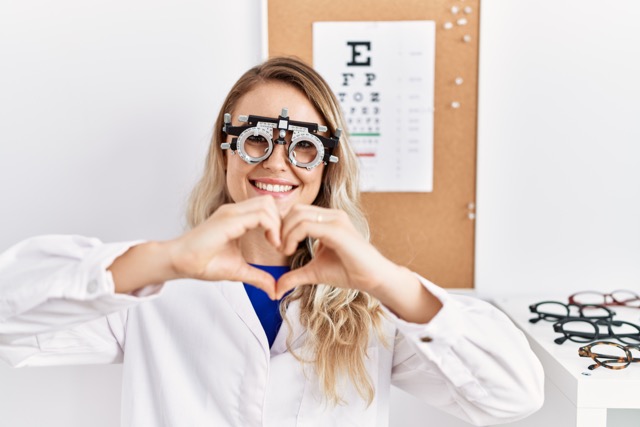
[{"x1": 254, "y1": 181, "x2": 293, "y2": 193}]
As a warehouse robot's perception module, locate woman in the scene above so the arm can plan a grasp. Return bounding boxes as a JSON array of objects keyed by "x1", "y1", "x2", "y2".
[{"x1": 0, "y1": 57, "x2": 543, "y2": 426}]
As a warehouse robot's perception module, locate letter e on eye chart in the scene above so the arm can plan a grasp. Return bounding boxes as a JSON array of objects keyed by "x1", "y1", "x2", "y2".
[{"x1": 313, "y1": 21, "x2": 435, "y2": 192}]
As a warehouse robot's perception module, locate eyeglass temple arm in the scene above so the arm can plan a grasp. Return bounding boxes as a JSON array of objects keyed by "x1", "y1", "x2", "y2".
[
  {"x1": 221, "y1": 114, "x2": 250, "y2": 134},
  {"x1": 554, "y1": 336, "x2": 569, "y2": 345},
  {"x1": 579, "y1": 352, "x2": 627, "y2": 370}
]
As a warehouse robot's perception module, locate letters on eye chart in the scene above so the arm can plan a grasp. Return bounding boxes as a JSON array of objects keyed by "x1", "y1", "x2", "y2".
[{"x1": 313, "y1": 21, "x2": 435, "y2": 192}]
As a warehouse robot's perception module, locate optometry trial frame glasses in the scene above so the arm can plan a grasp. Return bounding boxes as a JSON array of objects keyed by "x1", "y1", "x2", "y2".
[
  {"x1": 552, "y1": 317, "x2": 640, "y2": 345},
  {"x1": 529, "y1": 301, "x2": 616, "y2": 324},
  {"x1": 221, "y1": 107, "x2": 341, "y2": 170},
  {"x1": 569, "y1": 290, "x2": 640, "y2": 308},
  {"x1": 578, "y1": 341, "x2": 640, "y2": 370}
]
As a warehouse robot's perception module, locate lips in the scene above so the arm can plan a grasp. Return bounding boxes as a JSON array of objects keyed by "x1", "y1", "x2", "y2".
[
  {"x1": 253, "y1": 181, "x2": 293, "y2": 193},
  {"x1": 250, "y1": 179, "x2": 298, "y2": 194}
]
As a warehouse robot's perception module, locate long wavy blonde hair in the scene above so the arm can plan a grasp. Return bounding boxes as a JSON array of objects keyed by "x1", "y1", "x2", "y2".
[{"x1": 187, "y1": 57, "x2": 384, "y2": 405}]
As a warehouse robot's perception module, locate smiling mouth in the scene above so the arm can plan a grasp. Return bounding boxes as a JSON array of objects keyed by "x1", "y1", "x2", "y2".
[{"x1": 252, "y1": 181, "x2": 296, "y2": 193}]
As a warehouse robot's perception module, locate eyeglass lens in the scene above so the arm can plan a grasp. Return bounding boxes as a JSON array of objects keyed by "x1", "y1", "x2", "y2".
[{"x1": 244, "y1": 134, "x2": 318, "y2": 165}]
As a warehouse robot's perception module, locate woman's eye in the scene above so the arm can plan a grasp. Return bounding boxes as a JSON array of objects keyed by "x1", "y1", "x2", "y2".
[
  {"x1": 247, "y1": 135, "x2": 268, "y2": 143},
  {"x1": 297, "y1": 141, "x2": 314, "y2": 149}
]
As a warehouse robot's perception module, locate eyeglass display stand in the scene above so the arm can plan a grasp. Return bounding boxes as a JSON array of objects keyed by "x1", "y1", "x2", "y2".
[{"x1": 493, "y1": 297, "x2": 640, "y2": 427}]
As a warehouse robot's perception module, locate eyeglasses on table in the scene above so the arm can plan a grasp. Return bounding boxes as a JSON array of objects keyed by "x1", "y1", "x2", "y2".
[
  {"x1": 569, "y1": 290, "x2": 640, "y2": 308},
  {"x1": 529, "y1": 301, "x2": 615, "y2": 324},
  {"x1": 552, "y1": 317, "x2": 640, "y2": 345},
  {"x1": 578, "y1": 341, "x2": 640, "y2": 370}
]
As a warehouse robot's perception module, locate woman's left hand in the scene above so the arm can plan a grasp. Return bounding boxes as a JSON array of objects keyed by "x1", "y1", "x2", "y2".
[
  {"x1": 275, "y1": 204, "x2": 398, "y2": 299},
  {"x1": 275, "y1": 204, "x2": 443, "y2": 323}
]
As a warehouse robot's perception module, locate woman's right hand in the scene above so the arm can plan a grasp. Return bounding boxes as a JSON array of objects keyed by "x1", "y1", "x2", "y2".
[
  {"x1": 110, "y1": 196, "x2": 281, "y2": 298},
  {"x1": 167, "y1": 196, "x2": 282, "y2": 298}
]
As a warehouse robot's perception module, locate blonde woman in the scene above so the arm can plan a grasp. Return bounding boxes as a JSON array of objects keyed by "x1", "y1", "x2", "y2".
[{"x1": 0, "y1": 57, "x2": 543, "y2": 426}]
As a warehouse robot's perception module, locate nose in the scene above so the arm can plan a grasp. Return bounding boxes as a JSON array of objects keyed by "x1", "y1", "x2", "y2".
[{"x1": 261, "y1": 142, "x2": 289, "y2": 171}]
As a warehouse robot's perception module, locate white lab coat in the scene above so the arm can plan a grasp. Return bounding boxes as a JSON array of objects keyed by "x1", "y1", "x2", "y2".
[{"x1": 0, "y1": 235, "x2": 544, "y2": 426}]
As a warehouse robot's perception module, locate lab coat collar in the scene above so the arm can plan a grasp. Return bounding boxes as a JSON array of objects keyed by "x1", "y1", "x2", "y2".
[
  {"x1": 271, "y1": 297, "x2": 306, "y2": 356},
  {"x1": 219, "y1": 281, "x2": 306, "y2": 358}
]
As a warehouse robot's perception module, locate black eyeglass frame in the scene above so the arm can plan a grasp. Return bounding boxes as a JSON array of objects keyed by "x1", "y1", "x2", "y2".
[
  {"x1": 528, "y1": 301, "x2": 616, "y2": 324},
  {"x1": 552, "y1": 317, "x2": 640, "y2": 345}
]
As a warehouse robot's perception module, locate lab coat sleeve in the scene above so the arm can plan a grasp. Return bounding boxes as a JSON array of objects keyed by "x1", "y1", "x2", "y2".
[
  {"x1": 387, "y1": 274, "x2": 544, "y2": 426},
  {"x1": 0, "y1": 235, "x2": 162, "y2": 367}
]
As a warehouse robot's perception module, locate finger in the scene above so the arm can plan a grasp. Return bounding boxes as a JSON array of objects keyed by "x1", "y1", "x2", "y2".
[
  {"x1": 231, "y1": 195, "x2": 280, "y2": 217},
  {"x1": 216, "y1": 196, "x2": 281, "y2": 243},
  {"x1": 281, "y1": 207, "x2": 336, "y2": 255},
  {"x1": 231, "y1": 263, "x2": 277, "y2": 300},
  {"x1": 276, "y1": 264, "x2": 317, "y2": 299},
  {"x1": 236, "y1": 195, "x2": 282, "y2": 248},
  {"x1": 253, "y1": 197, "x2": 282, "y2": 248},
  {"x1": 280, "y1": 205, "x2": 329, "y2": 239},
  {"x1": 222, "y1": 206, "x2": 282, "y2": 248},
  {"x1": 281, "y1": 218, "x2": 334, "y2": 256}
]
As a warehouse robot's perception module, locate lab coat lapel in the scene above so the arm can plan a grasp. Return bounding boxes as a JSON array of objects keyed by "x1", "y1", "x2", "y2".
[
  {"x1": 271, "y1": 298, "x2": 306, "y2": 356},
  {"x1": 219, "y1": 281, "x2": 270, "y2": 357}
]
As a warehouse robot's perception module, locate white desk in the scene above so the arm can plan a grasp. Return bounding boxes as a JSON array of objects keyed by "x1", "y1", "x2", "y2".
[{"x1": 494, "y1": 297, "x2": 640, "y2": 427}]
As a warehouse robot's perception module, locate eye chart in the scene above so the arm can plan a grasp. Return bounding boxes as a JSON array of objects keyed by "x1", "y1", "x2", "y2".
[{"x1": 313, "y1": 21, "x2": 435, "y2": 192}]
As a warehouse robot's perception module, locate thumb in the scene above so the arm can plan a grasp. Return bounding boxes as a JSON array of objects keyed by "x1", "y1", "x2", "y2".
[
  {"x1": 276, "y1": 263, "x2": 318, "y2": 300},
  {"x1": 234, "y1": 263, "x2": 277, "y2": 300}
]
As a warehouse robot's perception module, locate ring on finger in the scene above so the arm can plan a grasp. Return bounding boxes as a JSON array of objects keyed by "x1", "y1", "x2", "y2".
[{"x1": 316, "y1": 214, "x2": 323, "y2": 223}]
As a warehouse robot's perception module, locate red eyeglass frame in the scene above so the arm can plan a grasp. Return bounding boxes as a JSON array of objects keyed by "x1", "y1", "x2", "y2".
[{"x1": 569, "y1": 290, "x2": 640, "y2": 308}]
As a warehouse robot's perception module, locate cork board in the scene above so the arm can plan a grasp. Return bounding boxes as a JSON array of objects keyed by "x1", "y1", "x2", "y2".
[{"x1": 268, "y1": 0, "x2": 479, "y2": 288}]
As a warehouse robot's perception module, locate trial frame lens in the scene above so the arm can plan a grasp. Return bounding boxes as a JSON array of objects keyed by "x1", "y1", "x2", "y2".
[{"x1": 237, "y1": 127, "x2": 274, "y2": 164}]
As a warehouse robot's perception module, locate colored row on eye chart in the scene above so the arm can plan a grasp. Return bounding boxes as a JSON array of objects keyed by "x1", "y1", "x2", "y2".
[{"x1": 313, "y1": 21, "x2": 435, "y2": 192}]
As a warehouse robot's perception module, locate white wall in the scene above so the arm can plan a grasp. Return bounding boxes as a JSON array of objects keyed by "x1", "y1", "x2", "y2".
[
  {"x1": 475, "y1": 0, "x2": 640, "y2": 297},
  {"x1": 0, "y1": 0, "x2": 262, "y2": 425}
]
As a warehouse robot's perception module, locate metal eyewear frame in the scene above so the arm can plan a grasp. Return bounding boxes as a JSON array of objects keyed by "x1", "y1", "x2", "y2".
[{"x1": 221, "y1": 108, "x2": 340, "y2": 170}]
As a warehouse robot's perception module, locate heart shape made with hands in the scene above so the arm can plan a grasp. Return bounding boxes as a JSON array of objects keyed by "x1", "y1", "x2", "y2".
[
  {"x1": 243, "y1": 231, "x2": 339, "y2": 301},
  {"x1": 183, "y1": 197, "x2": 376, "y2": 301},
  {"x1": 239, "y1": 209, "x2": 365, "y2": 300}
]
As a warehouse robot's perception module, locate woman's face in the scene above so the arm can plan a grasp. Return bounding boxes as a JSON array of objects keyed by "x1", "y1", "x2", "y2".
[{"x1": 224, "y1": 81, "x2": 327, "y2": 215}]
